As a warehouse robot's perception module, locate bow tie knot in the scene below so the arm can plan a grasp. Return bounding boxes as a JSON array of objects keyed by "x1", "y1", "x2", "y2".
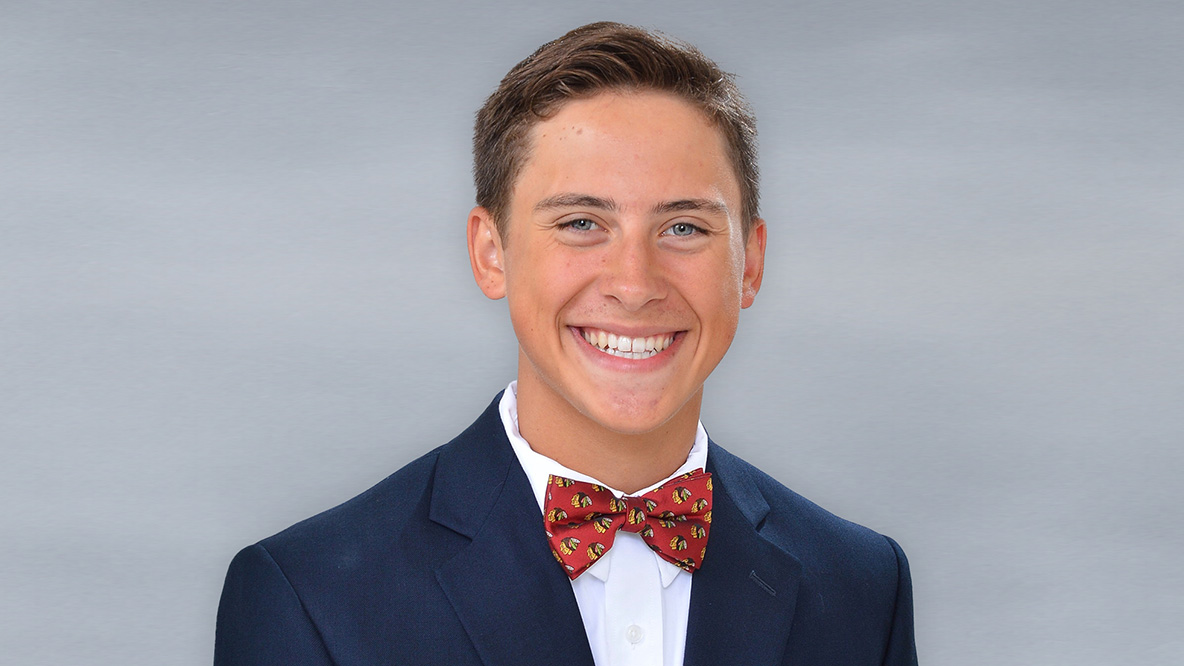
[
  {"x1": 620, "y1": 498, "x2": 653, "y2": 534},
  {"x1": 543, "y1": 469, "x2": 713, "y2": 580}
]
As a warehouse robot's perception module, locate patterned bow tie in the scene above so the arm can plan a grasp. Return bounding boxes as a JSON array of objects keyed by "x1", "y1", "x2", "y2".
[{"x1": 543, "y1": 468, "x2": 713, "y2": 580}]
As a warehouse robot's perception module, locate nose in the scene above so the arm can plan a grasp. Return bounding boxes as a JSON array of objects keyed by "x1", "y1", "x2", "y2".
[{"x1": 601, "y1": 235, "x2": 667, "y2": 311}]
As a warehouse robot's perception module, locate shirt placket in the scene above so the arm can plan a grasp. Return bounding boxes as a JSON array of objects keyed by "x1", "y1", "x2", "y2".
[{"x1": 603, "y1": 497, "x2": 664, "y2": 665}]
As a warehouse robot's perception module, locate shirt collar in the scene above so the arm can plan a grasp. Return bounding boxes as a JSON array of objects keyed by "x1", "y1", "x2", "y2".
[{"x1": 498, "y1": 381, "x2": 708, "y2": 587}]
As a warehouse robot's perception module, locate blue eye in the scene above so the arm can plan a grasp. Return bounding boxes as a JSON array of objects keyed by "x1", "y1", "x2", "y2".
[
  {"x1": 667, "y1": 222, "x2": 699, "y2": 237},
  {"x1": 564, "y1": 218, "x2": 598, "y2": 232}
]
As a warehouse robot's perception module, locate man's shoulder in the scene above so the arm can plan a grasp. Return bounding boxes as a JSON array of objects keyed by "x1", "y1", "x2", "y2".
[
  {"x1": 707, "y1": 441, "x2": 918, "y2": 665},
  {"x1": 216, "y1": 398, "x2": 531, "y2": 663},
  {"x1": 710, "y1": 441, "x2": 905, "y2": 578},
  {"x1": 258, "y1": 444, "x2": 444, "y2": 557},
  {"x1": 254, "y1": 391, "x2": 504, "y2": 556}
]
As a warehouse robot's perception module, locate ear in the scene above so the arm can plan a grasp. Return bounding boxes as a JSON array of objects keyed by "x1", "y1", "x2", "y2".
[
  {"x1": 740, "y1": 219, "x2": 766, "y2": 309},
  {"x1": 467, "y1": 206, "x2": 507, "y2": 300}
]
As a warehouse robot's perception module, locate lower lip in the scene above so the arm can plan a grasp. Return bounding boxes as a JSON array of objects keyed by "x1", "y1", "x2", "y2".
[{"x1": 570, "y1": 327, "x2": 683, "y2": 369}]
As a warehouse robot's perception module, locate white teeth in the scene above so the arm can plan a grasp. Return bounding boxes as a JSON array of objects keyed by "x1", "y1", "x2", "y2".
[{"x1": 582, "y1": 329, "x2": 676, "y2": 359}]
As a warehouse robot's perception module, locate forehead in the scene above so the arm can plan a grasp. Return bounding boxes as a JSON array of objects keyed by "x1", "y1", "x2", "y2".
[{"x1": 510, "y1": 91, "x2": 741, "y2": 216}]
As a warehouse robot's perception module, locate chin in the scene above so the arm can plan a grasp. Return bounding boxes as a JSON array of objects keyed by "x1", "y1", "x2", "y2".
[{"x1": 576, "y1": 393, "x2": 683, "y2": 436}]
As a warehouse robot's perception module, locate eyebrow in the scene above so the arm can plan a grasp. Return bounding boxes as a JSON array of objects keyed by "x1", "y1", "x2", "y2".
[
  {"x1": 533, "y1": 193, "x2": 619, "y2": 213},
  {"x1": 651, "y1": 198, "x2": 729, "y2": 216}
]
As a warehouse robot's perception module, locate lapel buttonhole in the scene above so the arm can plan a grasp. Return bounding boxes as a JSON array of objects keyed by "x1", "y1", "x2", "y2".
[{"x1": 749, "y1": 570, "x2": 777, "y2": 597}]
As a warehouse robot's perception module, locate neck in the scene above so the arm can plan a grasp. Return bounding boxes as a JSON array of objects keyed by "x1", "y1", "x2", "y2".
[{"x1": 514, "y1": 375, "x2": 702, "y2": 495}]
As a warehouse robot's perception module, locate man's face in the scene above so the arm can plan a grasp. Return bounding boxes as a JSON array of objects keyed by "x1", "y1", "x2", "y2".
[{"x1": 469, "y1": 91, "x2": 765, "y2": 436}]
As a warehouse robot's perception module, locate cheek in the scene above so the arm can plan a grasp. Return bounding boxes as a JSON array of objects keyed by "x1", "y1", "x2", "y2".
[
  {"x1": 672, "y1": 251, "x2": 745, "y2": 301},
  {"x1": 505, "y1": 250, "x2": 594, "y2": 322},
  {"x1": 675, "y1": 256, "x2": 745, "y2": 338}
]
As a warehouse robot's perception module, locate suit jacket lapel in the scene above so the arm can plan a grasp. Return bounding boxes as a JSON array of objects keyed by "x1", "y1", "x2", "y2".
[
  {"x1": 430, "y1": 397, "x2": 596, "y2": 666},
  {"x1": 683, "y1": 442, "x2": 803, "y2": 666}
]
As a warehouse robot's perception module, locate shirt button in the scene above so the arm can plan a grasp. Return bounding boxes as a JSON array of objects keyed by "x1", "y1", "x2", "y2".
[{"x1": 625, "y1": 624, "x2": 645, "y2": 644}]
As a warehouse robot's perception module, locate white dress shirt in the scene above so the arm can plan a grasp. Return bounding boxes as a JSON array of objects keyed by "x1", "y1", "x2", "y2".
[{"x1": 498, "y1": 382, "x2": 708, "y2": 666}]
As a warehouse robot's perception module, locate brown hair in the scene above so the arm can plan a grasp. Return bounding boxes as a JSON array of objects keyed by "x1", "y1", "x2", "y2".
[{"x1": 473, "y1": 22, "x2": 759, "y2": 237}]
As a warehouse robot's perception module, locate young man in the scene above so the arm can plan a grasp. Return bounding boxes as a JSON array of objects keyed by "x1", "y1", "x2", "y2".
[{"x1": 216, "y1": 22, "x2": 917, "y2": 666}]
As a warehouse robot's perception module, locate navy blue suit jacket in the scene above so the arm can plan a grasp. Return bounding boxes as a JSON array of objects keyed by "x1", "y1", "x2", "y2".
[{"x1": 215, "y1": 395, "x2": 917, "y2": 665}]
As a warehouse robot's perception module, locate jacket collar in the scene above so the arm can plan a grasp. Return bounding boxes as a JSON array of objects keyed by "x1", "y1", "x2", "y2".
[
  {"x1": 430, "y1": 394, "x2": 596, "y2": 666},
  {"x1": 429, "y1": 395, "x2": 802, "y2": 666},
  {"x1": 683, "y1": 442, "x2": 803, "y2": 666}
]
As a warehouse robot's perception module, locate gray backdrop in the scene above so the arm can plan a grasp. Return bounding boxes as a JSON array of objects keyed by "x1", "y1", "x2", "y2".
[{"x1": 3, "y1": 1, "x2": 1180, "y2": 664}]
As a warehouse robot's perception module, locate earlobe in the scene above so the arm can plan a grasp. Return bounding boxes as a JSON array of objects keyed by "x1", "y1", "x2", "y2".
[
  {"x1": 740, "y1": 219, "x2": 767, "y2": 309},
  {"x1": 467, "y1": 207, "x2": 507, "y2": 300}
]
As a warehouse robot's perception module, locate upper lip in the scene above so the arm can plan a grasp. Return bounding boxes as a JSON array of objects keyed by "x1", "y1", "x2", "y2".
[{"x1": 573, "y1": 325, "x2": 685, "y2": 338}]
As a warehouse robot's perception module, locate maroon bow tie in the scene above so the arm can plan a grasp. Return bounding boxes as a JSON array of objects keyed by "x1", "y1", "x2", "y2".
[{"x1": 543, "y1": 469, "x2": 713, "y2": 580}]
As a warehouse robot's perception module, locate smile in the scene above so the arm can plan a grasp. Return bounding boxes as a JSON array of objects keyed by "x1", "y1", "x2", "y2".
[{"x1": 580, "y1": 327, "x2": 676, "y2": 360}]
